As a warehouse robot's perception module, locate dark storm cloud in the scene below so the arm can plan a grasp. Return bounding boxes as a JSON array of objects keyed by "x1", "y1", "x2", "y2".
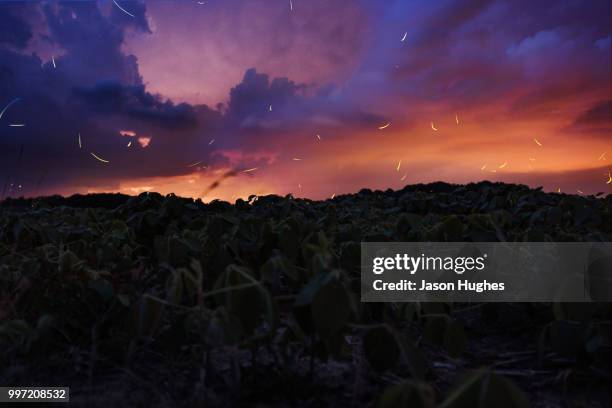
[
  {"x1": 411, "y1": 0, "x2": 491, "y2": 48},
  {"x1": 0, "y1": 1, "x2": 190, "y2": 193},
  {"x1": 0, "y1": 0, "x2": 609, "y2": 197},
  {"x1": 42, "y1": 1, "x2": 148, "y2": 85},
  {"x1": 574, "y1": 100, "x2": 612, "y2": 126},
  {"x1": 225, "y1": 68, "x2": 384, "y2": 134},
  {"x1": 226, "y1": 68, "x2": 305, "y2": 122},
  {"x1": 0, "y1": 6, "x2": 32, "y2": 49},
  {"x1": 0, "y1": 1, "x2": 381, "y2": 195},
  {"x1": 565, "y1": 100, "x2": 612, "y2": 137},
  {"x1": 373, "y1": 0, "x2": 611, "y2": 119},
  {"x1": 74, "y1": 81, "x2": 198, "y2": 129}
]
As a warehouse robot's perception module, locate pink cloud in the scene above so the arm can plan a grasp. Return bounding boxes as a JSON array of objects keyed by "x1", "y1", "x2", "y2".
[{"x1": 138, "y1": 136, "x2": 152, "y2": 148}]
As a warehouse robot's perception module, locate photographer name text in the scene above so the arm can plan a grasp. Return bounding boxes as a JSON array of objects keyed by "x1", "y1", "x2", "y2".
[{"x1": 371, "y1": 253, "x2": 505, "y2": 293}]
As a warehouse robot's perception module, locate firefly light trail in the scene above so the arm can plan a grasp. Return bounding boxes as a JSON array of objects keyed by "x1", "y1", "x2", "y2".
[
  {"x1": 112, "y1": 0, "x2": 135, "y2": 17},
  {"x1": 188, "y1": 160, "x2": 203, "y2": 168},
  {"x1": 0, "y1": 98, "x2": 20, "y2": 122},
  {"x1": 90, "y1": 152, "x2": 110, "y2": 163}
]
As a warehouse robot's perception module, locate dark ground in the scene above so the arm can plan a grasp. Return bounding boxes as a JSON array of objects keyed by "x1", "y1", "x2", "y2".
[{"x1": 1, "y1": 182, "x2": 611, "y2": 407}]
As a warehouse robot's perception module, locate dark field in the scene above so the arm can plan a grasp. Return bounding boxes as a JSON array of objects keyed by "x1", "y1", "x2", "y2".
[{"x1": 1, "y1": 182, "x2": 611, "y2": 407}]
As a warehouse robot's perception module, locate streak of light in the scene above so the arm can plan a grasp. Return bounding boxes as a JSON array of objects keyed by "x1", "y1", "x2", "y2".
[
  {"x1": 289, "y1": 0, "x2": 293, "y2": 11},
  {"x1": 269, "y1": 105, "x2": 272, "y2": 111},
  {"x1": 316, "y1": 134, "x2": 321, "y2": 141},
  {"x1": 430, "y1": 122, "x2": 438, "y2": 131},
  {"x1": 78, "y1": 133, "x2": 82, "y2": 148},
  {"x1": 51, "y1": 56, "x2": 56, "y2": 68},
  {"x1": 396, "y1": 160, "x2": 401, "y2": 171},
  {"x1": 607, "y1": 171, "x2": 612, "y2": 184},
  {"x1": 209, "y1": 139, "x2": 215, "y2": 145},
  {"x1": 401, "y1": 32, "x2": 407, "y2": 42},
  {"x1": 529, "y1": 157, "x2": 536, "y2": 162},
  {"x1": 577, "y1": 190, "x2": 584, "y2": 194},
  {"x1": 90, "y1": 152, "x2": 109, "y2": 163},
  {"x1": 9, "y1": 124, "x2": 25, "y2": 127},
  {"x1": 455, "y1": 113, "x2": 459, "y2": 125},
  {"x1": 378, "y1": 122, "x2": 391, "y2": 130},
  {"x1": 292, "y1": 157, "x2": 302, "y2": 161},
  {"x1": 188, "y1": 160, "x2": 203, "y2": 168},
  {"x1": 127, "y1": 141, "x2": 132, "y2": 147},
  {"x1": 499, "y1": 162, "x2": 507, "y2": 169},
  {"x1": 243, "y1": 167, "x2": 258, "y2": 173},
  {"x1": 480, "y1": 163, "x2": 487, "y2": 171},
  {"x1": 112, "y1": 0, "x2": 135, "y2": 17},
  {"x1": 557, "y1": 187, "x2": 561, "y2": 193},
  {"x1": 0, "y1": 98, "x2": 20, "y2": 121},
  {"x1": 298, "y1": 183, "x2": 302, "y2": 189},
  {"x1": 400, "y1": 172, "x2": 407, "y2": 181},
  {"x1": 331, "y1": 193, "x2": 335, "y2": 199},
  {"x1": 533, "y1": 138, "x2": 542, "y2": 147},
  {"x1": 598, "y1": 152, "x2": 607, "y2": 160}
]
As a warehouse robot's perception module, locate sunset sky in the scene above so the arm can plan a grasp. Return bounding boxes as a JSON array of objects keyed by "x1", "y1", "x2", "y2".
[{"x1": 0, "y1": 0, "x2": 610, "y2": 201}]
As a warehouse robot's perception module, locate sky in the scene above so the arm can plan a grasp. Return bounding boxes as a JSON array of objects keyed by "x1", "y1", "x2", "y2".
[{"x1": 0, "y1": 0, "x2": 610, "y2": 201}]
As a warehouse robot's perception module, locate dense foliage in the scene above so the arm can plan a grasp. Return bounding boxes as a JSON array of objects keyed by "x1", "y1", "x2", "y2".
[{"x1": 1, "y1": 182, "x2": 611, "y2": 407}]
